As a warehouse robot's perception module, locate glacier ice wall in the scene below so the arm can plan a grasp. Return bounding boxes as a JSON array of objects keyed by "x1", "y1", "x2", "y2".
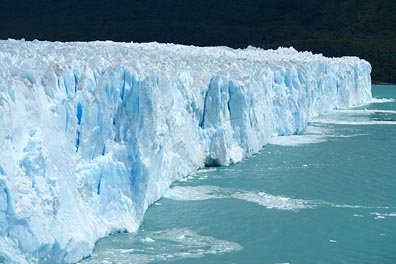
[{"x1": 0, "y1": 40, "x2": 371, "y2": 263}]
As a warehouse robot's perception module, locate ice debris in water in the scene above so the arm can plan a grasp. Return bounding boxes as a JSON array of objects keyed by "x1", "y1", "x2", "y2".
[
  {"x1": 0, "y1": 39, "x2": 372, "y2": 263},
  {"x1": 80, "y1": 228, "x2": 242, "y2": 264}
]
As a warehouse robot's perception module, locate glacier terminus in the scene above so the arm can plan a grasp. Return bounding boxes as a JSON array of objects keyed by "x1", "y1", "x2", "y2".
[{"x1": 0, "y1": 40, "x2": 371, "y2": 263}]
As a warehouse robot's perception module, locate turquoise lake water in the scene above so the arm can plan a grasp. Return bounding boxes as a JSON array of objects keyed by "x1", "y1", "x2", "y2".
[{"x1": 82, "y1": 85, "x2": 396, "y2": 264}]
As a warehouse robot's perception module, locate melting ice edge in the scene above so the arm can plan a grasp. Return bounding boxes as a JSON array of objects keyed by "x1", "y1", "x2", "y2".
[{"x1": 0, "y1": 40, "x2": 372, "y2": 263}]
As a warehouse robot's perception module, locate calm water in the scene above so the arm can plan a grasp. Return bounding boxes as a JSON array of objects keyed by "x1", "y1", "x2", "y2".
[{"x1": 82, "y1": 85, "x2": 396, "y2": 264}]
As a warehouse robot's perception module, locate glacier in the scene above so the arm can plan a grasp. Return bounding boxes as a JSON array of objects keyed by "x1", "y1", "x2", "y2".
[{"x1": 0, "y1": 39, "x2": 371, "y2": 263}]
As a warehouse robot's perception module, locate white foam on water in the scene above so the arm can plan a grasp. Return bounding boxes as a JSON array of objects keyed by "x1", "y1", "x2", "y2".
[
  {"x1": 332, "y1": 109, "x2": 396, "y2": 115},
  {"x1": 268, "y1": 124, "x2": 368, "y2": 147},
  {"x1": 310, "y1": 107, "x2": 396, "y2": 126},
  {"x1": 269, "y1": 134, "x2": 327, "y2": 146},
  {"x1": 370, "y1": 212, "x2": 396, "y2": 220},
  {"x1": 332, "y1": 204, "x2": 393, "y2": 209},
  {"x1": 353, "y1": 214, "x2": 364, "y2": 218},
  {"x1": 164, "y1": 186, "x2": 321, "y2": 211},
  {"x1": 164, "y1": 186, "x2": 396, "y2": 213},
  {"x1": 80, "y1": 249, "x2": 152, "y2": 264},
  {"x1": 80, "y1": 228, "x2": 242, "y2": 264},
  {"x1": 141, "y1": 237, "x2": 155, "y2": 243},
  {"x1": 231, "y1": 192, "x2": 320, "y2": 211},
  {"x1": 179, "y1": 168, "x2": 224, "y2": 183},
  {"x1": 370, "y1": 98, "x2": 395, "y2": 103},
  {"x1": 269, "y1": 126, "x2": 332, "y2": 146},
  {"x1": 311, "y1": 119, "x2": 396, "y2": 126},
  {"x1": 196, "y1": 168, "x2": 218, "y2": 174},
  {"x1": 273, "y1": 108, "x2": 396, "y2": 146},
  {"x1": 163, "y1": 186, "x2": 228, "y2": 201},
  {"x1": 119, "y1": 249, "x2": 135, "y2": 253},
  {"x1": 330, "y1": 133, "x2": 368, "y2": 138}
]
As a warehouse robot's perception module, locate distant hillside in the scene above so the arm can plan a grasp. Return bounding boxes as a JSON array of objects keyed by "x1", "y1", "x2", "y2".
[{"x1": 1, "y1": 0, "x2": 395, "y2": 83}]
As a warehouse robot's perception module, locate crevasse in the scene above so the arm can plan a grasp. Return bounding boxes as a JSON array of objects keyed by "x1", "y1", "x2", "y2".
[{"x1": 0, "y1": 40, "x2": 371, "y2": 263}]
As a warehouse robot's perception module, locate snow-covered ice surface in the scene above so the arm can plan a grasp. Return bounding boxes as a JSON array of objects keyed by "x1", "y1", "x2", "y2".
[{"x1": 0, "y1": 39, "x2": 371, "y2": 263}]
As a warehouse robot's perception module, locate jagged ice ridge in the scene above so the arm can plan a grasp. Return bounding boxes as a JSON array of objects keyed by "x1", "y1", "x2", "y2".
[{"x1": 0, "y1": 40, "x2": 371, "y2": 263}]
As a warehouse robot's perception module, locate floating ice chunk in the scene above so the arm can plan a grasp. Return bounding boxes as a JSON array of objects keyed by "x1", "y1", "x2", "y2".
[
  {"x1": 141, "y1": 237, "x2": 155, "y2": 243},
  {"x1": 80, "y1": 228, "x2": 242, "y2": 264}
]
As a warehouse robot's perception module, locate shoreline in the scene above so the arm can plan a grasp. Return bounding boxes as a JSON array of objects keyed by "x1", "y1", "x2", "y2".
[{"x1": 372, "y1": 81, "x2": 395, "y2": 85}]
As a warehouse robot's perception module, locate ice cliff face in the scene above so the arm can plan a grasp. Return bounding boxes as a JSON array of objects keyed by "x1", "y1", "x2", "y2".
[{"x1": 0, "y1": 40, "x2": 371, "y2": 263}]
